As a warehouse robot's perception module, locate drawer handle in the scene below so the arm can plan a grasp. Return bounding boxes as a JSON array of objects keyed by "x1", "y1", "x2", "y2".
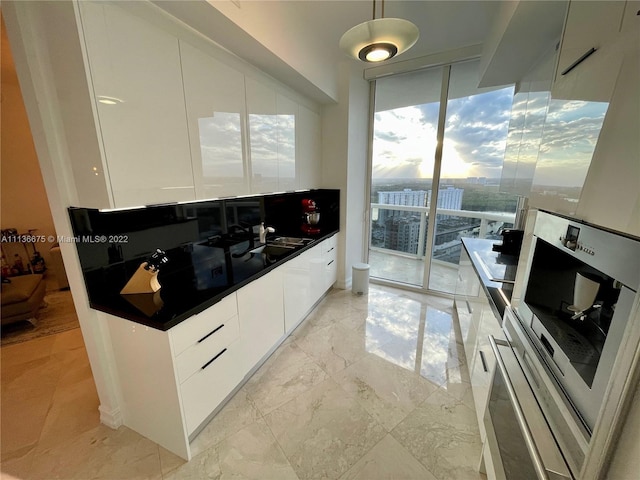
[
  {"x1": 465, "y1": 300, "x2": 472, "y2": 314},
  {"x1": 202, "y1": 348, "x2": 227, "y2": 370},
  {"x1": 198, "y1": 323, "x2": 225, "y2": 343},
  {"x1": 479, "y1": 350, "x2": 488, "y2": 373},
  {"x1": 327, "y1": 260, "x2": 335, "y2": 266},
  {"x1": 328, "y1": 247, "x2": 335, "y2": 252}
]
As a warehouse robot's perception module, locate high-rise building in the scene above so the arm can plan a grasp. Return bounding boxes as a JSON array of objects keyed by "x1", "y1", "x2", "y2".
[
  {"x1": 427, "y1": 186, "x2": 463, "y2": 210},
  {"x1": 375, "y1": 187, "x2": 464, "y2": 254},
  {"x1": 384, "y1": 216, "x2": 422, "y2": 255},
  {"x1": 428, "y1": 186, "x2": 463, "y2": 219},
  {"x1": 377, "y1": 189, "x2": 427, "y2": 223}
]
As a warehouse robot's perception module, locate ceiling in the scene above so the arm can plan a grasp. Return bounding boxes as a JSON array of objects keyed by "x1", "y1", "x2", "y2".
[{"x1": 154, "y1": 1, "x2": 504, "y2": 104}]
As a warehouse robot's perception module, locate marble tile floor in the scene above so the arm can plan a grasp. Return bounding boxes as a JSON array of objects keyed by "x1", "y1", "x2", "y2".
[
  {"x1": 369, "y1": 250, "x2": 459, "y2": 294},
  {"x1": 1, "y1": 285, "x2": 484, "y2": 480}
]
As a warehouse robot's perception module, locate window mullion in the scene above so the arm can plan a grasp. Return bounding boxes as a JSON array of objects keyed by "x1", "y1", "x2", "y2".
[{"x1": 422, "y1": 65, "x2": 451, "y2": 292}]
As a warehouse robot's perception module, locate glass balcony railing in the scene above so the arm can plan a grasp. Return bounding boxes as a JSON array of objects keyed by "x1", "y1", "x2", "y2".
[{"x1": 369, "y1": 203, "x2": 516, "y2": 290}]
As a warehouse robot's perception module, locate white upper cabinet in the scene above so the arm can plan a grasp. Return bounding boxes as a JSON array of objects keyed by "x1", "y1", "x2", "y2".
[
  {"x1": 78, "y1": 2, "x2": 195, "y2": 208},
  {"x1": 26, "y1": 1, "x2": 322, "y2": 207},
  {"x1": 246, "y1": 77, "x2": 279, "y2": 194},
  {"x1": 246, "y1": 78, "x2": 320, "y2": 194},
  {"x1": 552, "y1": 1, "x2": 626, "y2": 102},
  {"x1": 179, "y1": 41, "x2": 248, "y2": 200},
  {"x1": 276, "y1": 93, "x2": 297, "y2": 192},
  {"x1": 297, "y1": 105, "x2": 322, "y2": 190}
]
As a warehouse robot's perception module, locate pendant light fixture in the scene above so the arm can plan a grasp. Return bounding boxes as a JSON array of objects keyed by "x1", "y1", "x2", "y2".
[{"x1": 339, "y1": 0, "x2": 419, "y2": 63}]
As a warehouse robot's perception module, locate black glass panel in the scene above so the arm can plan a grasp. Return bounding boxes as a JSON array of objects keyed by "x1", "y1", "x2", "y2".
[{"x1": 68, "y1": 189, "x2": 339, "y2": 329}]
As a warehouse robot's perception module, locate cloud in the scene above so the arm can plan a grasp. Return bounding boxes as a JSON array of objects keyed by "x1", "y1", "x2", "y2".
[{"x1": 531, "y1": 99, "x2": 608, "y2": 187}]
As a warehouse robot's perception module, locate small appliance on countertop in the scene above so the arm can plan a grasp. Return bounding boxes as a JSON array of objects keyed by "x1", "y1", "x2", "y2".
[
  {"x1": 492, "y1": 228, "x2": 524, "y2": 255},
  {"x1": 301, "y1": 198, "x2": 320, "y2": 235}
]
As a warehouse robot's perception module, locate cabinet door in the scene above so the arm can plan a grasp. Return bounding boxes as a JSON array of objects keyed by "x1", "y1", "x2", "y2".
[
  {"x1": 180, "y1": 339, "x2": 244, "y2": 435},
  {"x1": 276, "y1": 93, "x2": 297, "y2": 192},
  {"x1": 246, "y1": 77, "x2": 278, "y2": 194},
  {"x1": 455, "y1": 247, "x2": 484, "y2": 374},
  {"x1": 454, "y1": 248, "x2": 481, "y2": 344},
  {"x1": 180, "y1": 41, "x2": 248, "y2": 199},
  {"x1": 296, "y1": 105, "x2": 322, "y2": 189},
  {"x1": 283, "y1": 249, "x2": 314, "y2": 333},
  {"x1": 552, "y1": 1, "x2": 625, "y2": 102},
  {"x1": 78, "y1": 2, "x2": 195, "y2": 207},
  {"x1": 470, "y1": 309, "x2": 505, "y2": 441},
  {"x1": 322, "y1": 235, "x2": 338, "y2": 292},
  {"x1": 237, "y1": 268, "x2": 285, "y2": 369}
]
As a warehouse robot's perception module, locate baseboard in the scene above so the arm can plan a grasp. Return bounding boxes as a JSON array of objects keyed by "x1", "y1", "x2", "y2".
[
  {"x1": 336, "y1": 276, "x2": 352, "y2": 290},
  {"x1": 99, "y1": 404, "x2": 123, "y2": 429}
]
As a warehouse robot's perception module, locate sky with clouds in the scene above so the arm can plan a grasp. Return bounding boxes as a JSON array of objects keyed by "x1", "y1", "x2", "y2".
[
  {"x1": 193, "y1": 77, "x2": 607, "y2": 191},
  {"x1": 372, "y1": 82, "x2": 608, "y2": 188},
  {"x1": 372, "y1": 85, "x2": 514, "y2": 180}
]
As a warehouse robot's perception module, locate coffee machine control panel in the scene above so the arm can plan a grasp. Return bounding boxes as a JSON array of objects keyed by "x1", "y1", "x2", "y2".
[
  {"x1": 560, "y1": 225, "x2": 580, "y2": 251},
  {"x1": 560, "y1": 225, "x2": 595, "y2": 256}
]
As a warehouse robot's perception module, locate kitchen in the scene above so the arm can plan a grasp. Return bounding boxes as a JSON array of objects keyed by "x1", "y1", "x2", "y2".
[{"x1": 1, "y1": 1, "x2": 639, "y2": 479}]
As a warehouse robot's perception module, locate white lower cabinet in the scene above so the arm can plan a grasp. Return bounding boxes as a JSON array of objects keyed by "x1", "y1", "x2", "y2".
[
  {"x1": 469, "y1": 309, "x2": 505, "y2": 441},
  {"x1": 105, "y1": 237, "x2": 336, "y2": 460},
  {"x1": 283, "y1": 248, "x2": 316, "y2": 333},
  {"x1": 322, "y1": 235, "x2": 338, "y2": 291},
  {"x1": 283, "y1": 234, "x2": 337, "y2": 333},
  {"x1": 454, "y1": 246, "x2": 507, "y2": 477},
  {"x1": 454, "y1": 248, "x2": 484, "y2": 375},
  {"x1": 237, "y1": 268, "x2": 285, "y2": 370},
  {"x1": 179, "y1": 339, "x2": 244, "y2": 435}
]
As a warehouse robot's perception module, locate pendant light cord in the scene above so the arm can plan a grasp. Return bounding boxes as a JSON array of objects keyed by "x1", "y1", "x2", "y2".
[{"x1": 372, "y1": 0, "x2": 386, "y2": 20}]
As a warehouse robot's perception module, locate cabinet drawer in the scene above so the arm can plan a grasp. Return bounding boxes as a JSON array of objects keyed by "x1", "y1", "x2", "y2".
[
  {"x1": 174, "y1": 314, "x2": 240, "y2": 384},
  {"x1": 470, "y1": 344, "x2": 495, "y2": 440},
  {"x1": 322, "y1": 235, "x2": 337, "y2": 256},
  {"x1": 180, "y1": 340, "x2": 244, "y2": 435},
  {"x1": 324, "y1": 256, "x2": 337, "y2": 290},
  {"x1": 170, "y1": 293, "x2": 238, "y2": 356}
]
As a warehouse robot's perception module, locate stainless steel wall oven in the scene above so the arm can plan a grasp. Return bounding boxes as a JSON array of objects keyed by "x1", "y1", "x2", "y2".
[{"x1": 504, "y1": 210, "x2": 640, "y2": 477}]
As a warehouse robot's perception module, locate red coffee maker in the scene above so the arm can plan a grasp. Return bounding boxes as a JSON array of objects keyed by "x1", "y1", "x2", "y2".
[{"x1": 301, "y1": 199, "x2": 320, "y2": 235}]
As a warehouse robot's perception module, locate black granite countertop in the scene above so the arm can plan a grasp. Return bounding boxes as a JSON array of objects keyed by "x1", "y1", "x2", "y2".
[
  {"x1": 84, "y1": 231, "x2": 338, "y2": 331},
  {"x1": 461, "y1": 237, "x2": 520, "y2": 320}
]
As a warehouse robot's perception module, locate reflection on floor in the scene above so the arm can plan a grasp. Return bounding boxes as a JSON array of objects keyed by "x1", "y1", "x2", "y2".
[
  {"x1": 369, "y1": 249, "x2": 458, "y2": 293},
  {"x1": 1, "y1": 285, "x2": 483, "y2": 480}
]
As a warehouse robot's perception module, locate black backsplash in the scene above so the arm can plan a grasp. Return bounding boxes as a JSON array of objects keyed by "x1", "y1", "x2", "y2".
[{"x1": 68, "y1": 189, "x2": 339, "y2": 329}]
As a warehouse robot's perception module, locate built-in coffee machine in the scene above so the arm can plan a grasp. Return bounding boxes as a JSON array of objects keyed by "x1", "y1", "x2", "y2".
[{"x1": 508, "y1": 210, "x2": 640, "y2": 476}]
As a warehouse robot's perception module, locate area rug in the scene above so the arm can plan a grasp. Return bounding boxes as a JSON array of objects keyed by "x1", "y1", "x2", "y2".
[{"x1": 1, "y1": 289, "x2": 80, "y2": 346}]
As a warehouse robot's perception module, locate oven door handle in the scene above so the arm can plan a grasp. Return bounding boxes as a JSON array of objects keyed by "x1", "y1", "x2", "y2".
[{"x1": 489, "y1": 335, "x2": 568, "y2": 480}]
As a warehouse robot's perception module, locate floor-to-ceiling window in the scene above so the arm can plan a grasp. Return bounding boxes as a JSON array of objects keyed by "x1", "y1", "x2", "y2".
[{"x1": 368, "y1": 59, "x2": 518, "y2": 294}]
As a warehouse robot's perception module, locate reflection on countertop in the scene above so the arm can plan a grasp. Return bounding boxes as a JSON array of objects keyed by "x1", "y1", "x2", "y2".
[
  {"x1": 461, "y1": 237, "x2": 520, "y2": 319},
  {"x1": 82, "y1": 233, "x2": 336, "y2": 330}
]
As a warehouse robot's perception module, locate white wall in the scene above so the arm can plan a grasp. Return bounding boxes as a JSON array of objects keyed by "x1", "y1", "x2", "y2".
[
  {"x1": 1, "y1": 15, "x2": 58, "y2": 269},
  {"x1": 3, "y1": 0, "x2": 125, "y2": 427},
  {"x1": 321, "y1": 61, "x2": 369, "y2": 289}
]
